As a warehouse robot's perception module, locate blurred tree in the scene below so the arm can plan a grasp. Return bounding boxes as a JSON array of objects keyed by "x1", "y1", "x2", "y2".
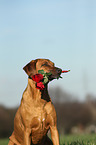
[{"x1": 0, "y1": 106, "x2": 17, "y2": 138}]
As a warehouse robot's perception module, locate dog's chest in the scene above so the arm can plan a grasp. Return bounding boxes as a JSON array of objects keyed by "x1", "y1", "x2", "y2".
[{"x1": 30, "y1": 106, "x2": 49, "y2": 131}]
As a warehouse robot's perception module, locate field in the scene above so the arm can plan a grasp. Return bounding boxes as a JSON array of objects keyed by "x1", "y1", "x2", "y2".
[
  {"x1": 0, "y1": 134, "x2": 96, "y2": 145},
  {"x1": 60, "y1": 134, "x2": 96, "y2": 145},
  {"x1": 0, "y1": 138, "x2": 9, "y2": 145}
]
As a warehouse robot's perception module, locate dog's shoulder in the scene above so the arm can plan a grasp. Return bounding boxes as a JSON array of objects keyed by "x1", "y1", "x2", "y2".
[
  {"x1": 44, "y1": 102, "x2": 57, "y2": 126},
  {"x1": 44, "y1": 102, "x2": 56, "y2": 115}
]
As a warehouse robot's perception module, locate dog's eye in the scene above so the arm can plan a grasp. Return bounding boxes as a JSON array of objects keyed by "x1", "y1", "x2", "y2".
[{"x1": 41, "y1": 63, "x2": 49, "y2": 67}]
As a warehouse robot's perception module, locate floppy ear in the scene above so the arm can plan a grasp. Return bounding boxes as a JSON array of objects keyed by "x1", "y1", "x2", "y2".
[{"x1": 23, "y1": 60, "x2": 37, "y2": 76}]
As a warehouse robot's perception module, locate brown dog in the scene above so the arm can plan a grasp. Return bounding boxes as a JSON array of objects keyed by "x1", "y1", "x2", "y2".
[{"x1": 8, "y1": 59, "x2": 62, "y2": 145}]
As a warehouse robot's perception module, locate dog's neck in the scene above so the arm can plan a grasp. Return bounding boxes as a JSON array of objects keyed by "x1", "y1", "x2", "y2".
[{"x1": 23, "y1": 78, "x2": 51, "y2": 102}]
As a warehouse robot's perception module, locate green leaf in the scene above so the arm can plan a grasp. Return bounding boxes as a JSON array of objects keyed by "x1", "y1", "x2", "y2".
[
  {"x1": 57, "y1": 76, "x2": 62, "y2": 80},
  {"x1": 59, "y1": 76, "x2": 63, "y2": 78},
  {"x1": 38, "y1": 69, "x2": 45, "y2": 74},
  {"x1": 43, "y1": 76, "x2": 48, "y2": 84},
  {"x1": 57, "y1": 76, "x2": 59, "y2": 80},
  {"x1": 46, "y1": 72, "x2": 52, "y2": 76}
]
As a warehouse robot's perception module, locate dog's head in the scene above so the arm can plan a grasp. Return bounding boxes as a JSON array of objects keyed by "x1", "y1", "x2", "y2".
[{"x1": 23, "y1": 59, "x2": 62, "y2": 81}]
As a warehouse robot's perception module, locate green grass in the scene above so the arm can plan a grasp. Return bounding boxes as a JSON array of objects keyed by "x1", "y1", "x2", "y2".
[
  {"x1": 60, "y1": 134, "x2": 96, "y2": 145},
  {"x1": 0, "y1": 138, "x2": 9, "y2": 145},
  {"x1": 0, "y1": 134, "x2": 96, "y2": 145}
]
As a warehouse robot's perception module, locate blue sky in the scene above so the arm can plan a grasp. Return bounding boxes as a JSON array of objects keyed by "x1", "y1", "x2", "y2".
[{"x1": 0, "y1": 0, "x2": 96, "y2": 107}]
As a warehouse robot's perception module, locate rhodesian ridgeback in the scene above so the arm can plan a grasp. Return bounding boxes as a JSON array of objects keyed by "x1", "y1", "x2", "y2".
[{"x1": 8, "y1": 59, "x2": 62, "y2": 145}]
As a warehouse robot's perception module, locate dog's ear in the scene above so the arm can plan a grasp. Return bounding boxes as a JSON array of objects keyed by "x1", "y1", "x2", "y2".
[{"x1": 23, "y1": 60, "x2": 37, "y2": 76}]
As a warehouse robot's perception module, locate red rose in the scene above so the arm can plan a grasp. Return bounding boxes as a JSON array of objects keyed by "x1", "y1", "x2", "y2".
[
  {"x1": 62, "y1": 70, "x2": 70, "y2": 73},
  {"x1": 32, "y1": 74, "x2": 43, "y2": 83},
  {"x1": 36, "y1": 82, "x2": 45, "y2": 90}
]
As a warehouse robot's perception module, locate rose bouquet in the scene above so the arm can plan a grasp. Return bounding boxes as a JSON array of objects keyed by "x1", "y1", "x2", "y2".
[{"x1": 31, "y1": 69, "x2": 70, "y2": 90}]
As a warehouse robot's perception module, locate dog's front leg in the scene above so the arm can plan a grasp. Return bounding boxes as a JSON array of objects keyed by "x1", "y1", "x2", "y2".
[
  {"x1": 23, "y1": 128, "x2": 31, "y2": 145},
  {"x1": 50, "y1": 126, "x2": 59, "y2": 145}
]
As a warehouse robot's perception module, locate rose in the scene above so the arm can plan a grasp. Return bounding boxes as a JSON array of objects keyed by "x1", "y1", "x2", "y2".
[
  {"x1": 62, "y1": 70, "x2": 70, "y2": 73},
  {"x1": 36, "y1": 82, "x2": 45, "y2": 90},
  {"x1": 31, "y1": 70, "x2": 52, "y2": 90},
  {"x1": 38, "y1": 70, "x2": 52, "y2": 85},
  {"x1": 31, "y1": 69, "x2": 70, "y2": 90},
  {"x1": 31, "y1": 73, "x2": 45, "y2": 90},
  {"x1": 32, "y1": 74, "x2": 43, "y2": 83}
]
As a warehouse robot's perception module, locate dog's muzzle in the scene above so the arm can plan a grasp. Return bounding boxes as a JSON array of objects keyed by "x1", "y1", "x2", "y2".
[{"x1": 48, "y1": 67, "x2": 62, "y2": 80}]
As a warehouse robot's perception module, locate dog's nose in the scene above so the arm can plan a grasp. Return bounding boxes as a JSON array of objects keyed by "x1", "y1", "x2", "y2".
[{"x1": 56, "y1": 68, "x2": 62, "y2": 74}]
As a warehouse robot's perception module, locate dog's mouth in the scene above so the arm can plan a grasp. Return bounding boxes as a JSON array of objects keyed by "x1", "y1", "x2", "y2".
[
  {"x1": 48, "y1": 67, "x2": 62, "y2": 81},
  {"x1": 48, "y1": 74, "x2": 60, "y2": 81}
]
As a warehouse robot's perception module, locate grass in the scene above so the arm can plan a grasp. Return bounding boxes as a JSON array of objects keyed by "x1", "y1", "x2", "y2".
[
  {"x1": 0, "y1": 138, "x2": 9, "y2": 145},
  {"x1": 0, "y1": 134, "x2": 96, "y2": 145},
  {"x1": 60, "y1": 134, "x2": 96, "y2": 145}
]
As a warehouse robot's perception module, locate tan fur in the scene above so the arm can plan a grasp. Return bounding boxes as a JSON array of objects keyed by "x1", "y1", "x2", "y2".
[{"x1": 8, "y1": 59, "x2": 60, "y2": 145}]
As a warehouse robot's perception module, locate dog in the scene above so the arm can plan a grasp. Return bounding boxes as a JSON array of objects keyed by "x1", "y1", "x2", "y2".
[{"x1": 8, "y1": 58, "x2": 62, "y2": 145}]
